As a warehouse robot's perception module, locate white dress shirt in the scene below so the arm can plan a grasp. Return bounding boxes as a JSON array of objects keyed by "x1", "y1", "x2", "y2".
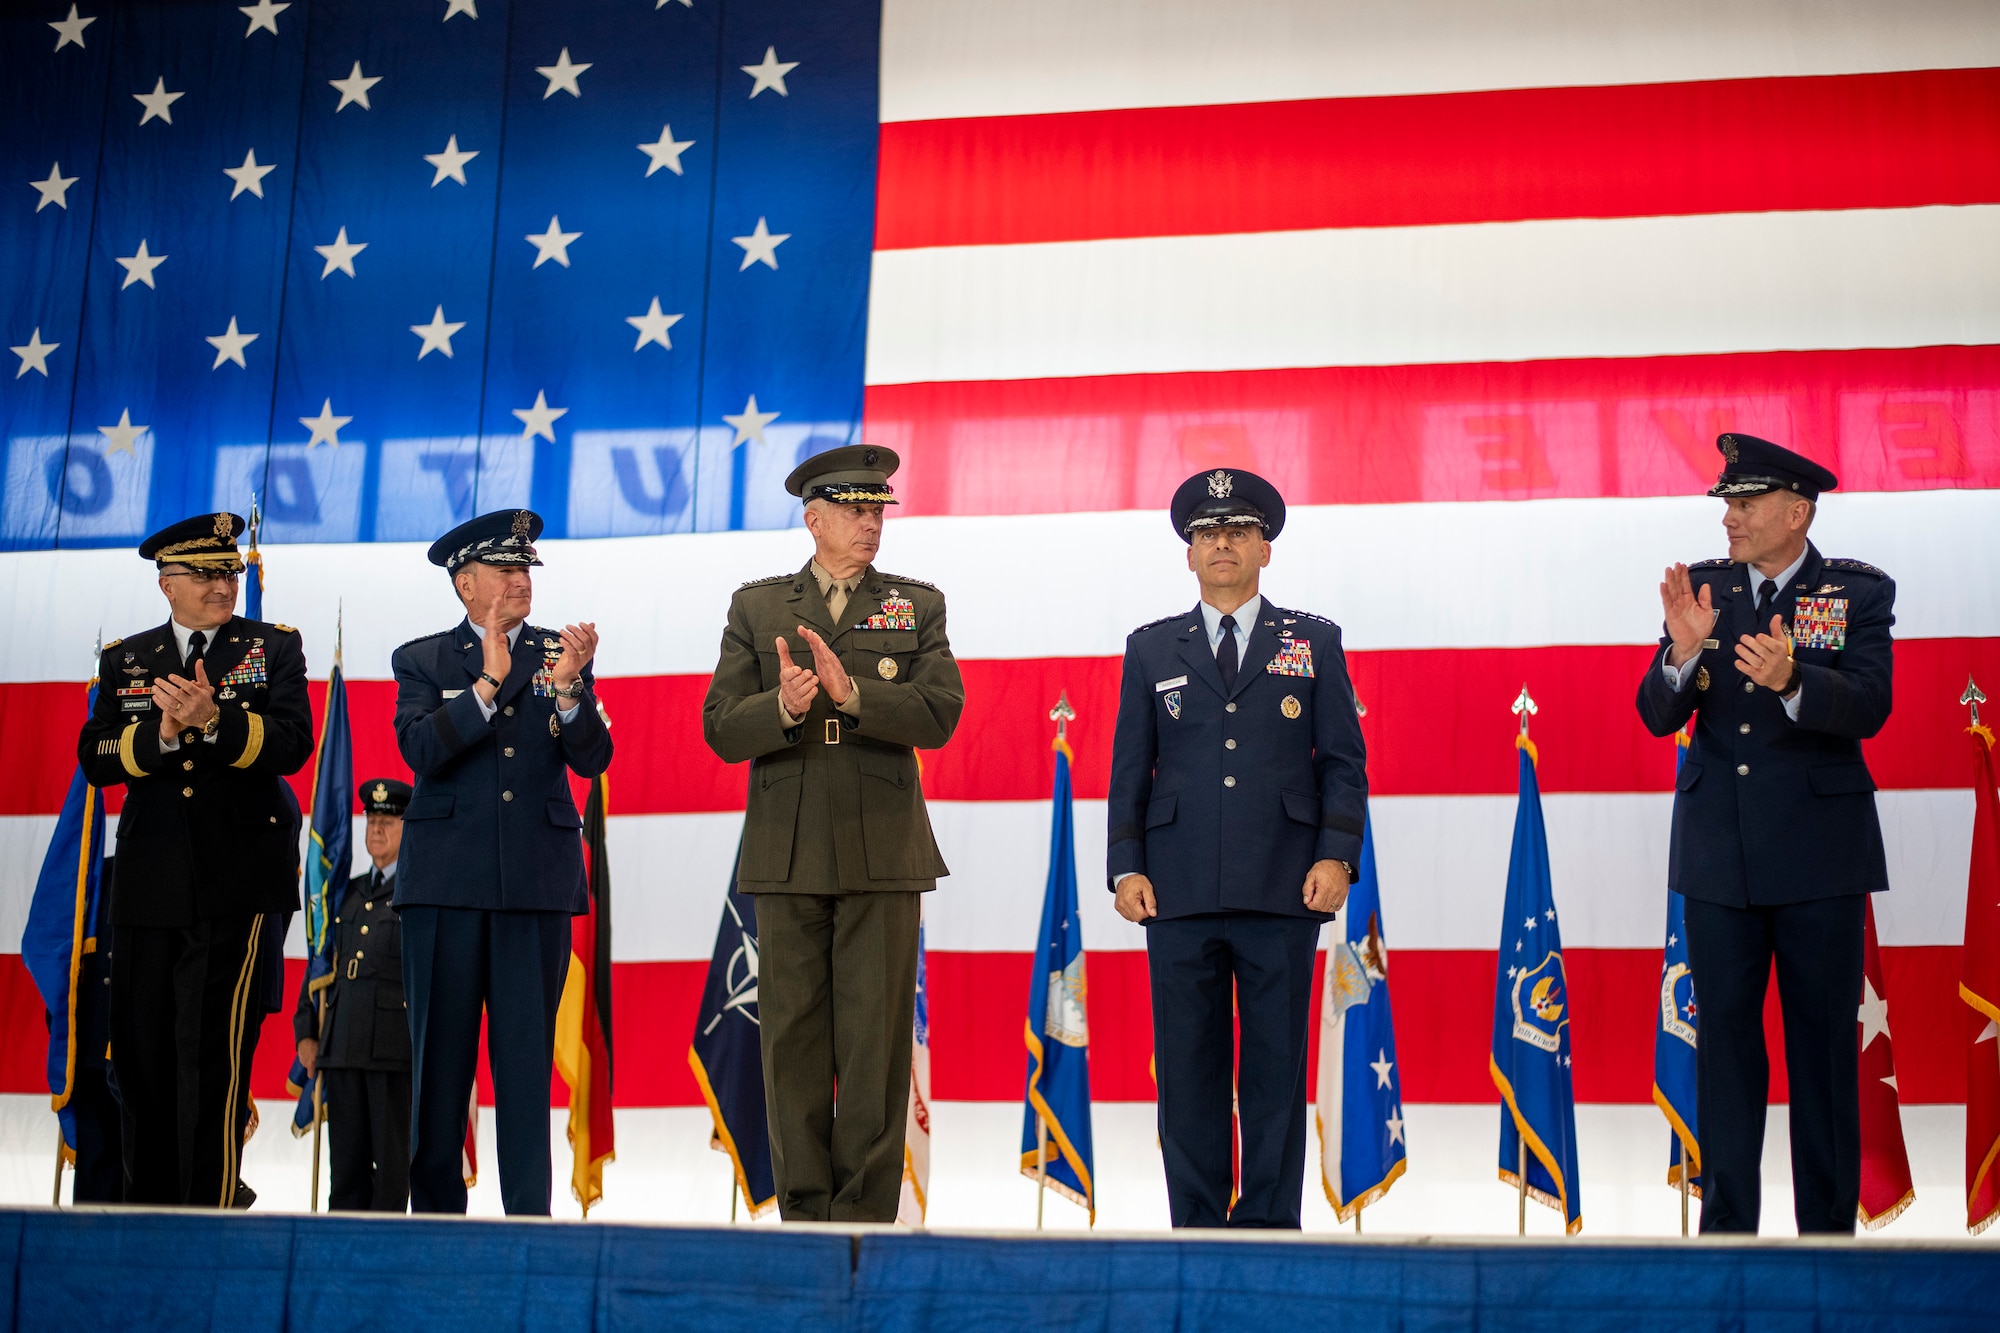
[
  {"x1": 472, "y1": 621, "x2": 580, "y2": 724},
  {"x1": 158, "y1": 618, "x2": 230, "y2": 750},
  {"x1": 1199, "y1": 593, "x2": 1262, "y2": 661},
  {"x1": 1661, "y1": 548, "x2": 1807, "y2": 720}
]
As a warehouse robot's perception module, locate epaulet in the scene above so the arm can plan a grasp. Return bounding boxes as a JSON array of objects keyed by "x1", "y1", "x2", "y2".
[
  {"x1": 101, "y1": 637, "x2": 122, "y2": 651},
  {"x1": 1270, "y1": 607, "x2": 1335, "y2": 627},
  {"x1": 874, "y1": 573, "x2": 941, "y2": 594},
  {"x1": 1822, "y1": 558, "x2": 1888, "y2": 578},
  {"x1": 736, "y1": 573, "x2": 794, "y2": 591},
  {"x1": 1688, "y1": 558, "x2": 1732, "y2": 571},
  {"x1": 396, "y1": 629, "x2": 453, "y2": 651},
  {"x1": 1130, "y1": 612, "x2": 1187, "y2": 635},
  {"x1": 271, "y1": 623, "x2": 297, "y2": 635}
]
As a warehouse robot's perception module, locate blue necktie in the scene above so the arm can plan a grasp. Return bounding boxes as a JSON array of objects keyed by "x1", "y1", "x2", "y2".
[{"x1": 1217, "y1": 614, "x2": 1239, "y2": 690}]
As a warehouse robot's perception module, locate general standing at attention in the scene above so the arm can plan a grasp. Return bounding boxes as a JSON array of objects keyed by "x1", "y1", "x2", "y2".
[
  {"x1": 76, "y1": 514, "x2": 313, "y2": 1206},
  {"x1": 1108, "y1": 470, "x2": 1368, "y2": 1228},
  {"x1": 294, "y1": 778, "x2": 414, "y2": 1212},
  {"x1": 1636, "y1": 433, "x2": 1893, "y2": 1235},
  {"x1": 393, "y1": 510, "x2": 611, "y2": 1216},
  {"x1": 702, "y1": 446, "x2": 964, "y2": 1222}
]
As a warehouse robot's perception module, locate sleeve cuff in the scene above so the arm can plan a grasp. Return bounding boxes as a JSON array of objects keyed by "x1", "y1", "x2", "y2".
[{"x1": 835, "y1": 683, "x2": 860, "y2": 718}]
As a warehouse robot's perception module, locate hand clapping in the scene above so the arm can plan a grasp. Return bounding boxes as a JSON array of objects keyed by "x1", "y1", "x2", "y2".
[
  {"x1": 1658, "y1": 563, "x2": 1719, "y2": 668},
  {"x1": 775, "y1": 634, "x2": 820, "y2": 718},
  {"x1": 154, "y1": 660, "x2": 217, "y2": 739}
]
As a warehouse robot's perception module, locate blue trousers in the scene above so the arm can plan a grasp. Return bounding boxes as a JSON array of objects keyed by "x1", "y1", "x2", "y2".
[
  {"x1": 1147, "y1": 912, "x2": 1320, "y2": 1228},
  {"x1": 401, "y1": 906, "x2": 569, "y2": 1216}
]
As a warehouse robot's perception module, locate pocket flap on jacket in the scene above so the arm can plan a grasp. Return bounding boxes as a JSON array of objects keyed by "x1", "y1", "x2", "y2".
[
  {"x1": 856, "y1": 749, "x2": 907, "y2": 787},
  {"x1": 758, "y1": 756, "x2": 804, "y2": 789},
  {"x1": 403, "y1": 793, "x2": 454, "y2": 820},
  {"x1": 1280, "y1": 789, "x2": 1320, "y2": 826},
  {"x1": 1808, "y1": 763, "x2": 1877, "y2": 796},
  {"x1": 1675, "y1": 762, "x2": 1703, "y2": 792},
  {"x1": 1145, "y1": 794, "x2": 1178, "y2": 829},
  {"x1": 547, "y1": 797, "x2": 583, "y2": 828}
]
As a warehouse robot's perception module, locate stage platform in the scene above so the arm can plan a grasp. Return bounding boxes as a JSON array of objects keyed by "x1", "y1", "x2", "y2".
[{"x1": 2, "y1": 1208, "x2": 1995, "y2": 1332}]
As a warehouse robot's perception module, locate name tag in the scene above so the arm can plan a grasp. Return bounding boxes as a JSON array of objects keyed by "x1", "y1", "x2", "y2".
[
  {"x1": 118, "y1": 685, "x2": 152, "y2": 713},
  {"x1": 441, "y1": 689, "x2": 463, "y2": 699},
  {"x1": 1155, "y1": 675, "x2": 1188, "y2": 692}
]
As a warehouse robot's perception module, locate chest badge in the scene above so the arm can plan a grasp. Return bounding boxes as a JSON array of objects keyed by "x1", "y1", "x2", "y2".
[
  {"x1": 1696, "y1": 666, "x2": 1711, "y2": 692},
  {"x1": 1793, "y1": 596, "x2": 1849, "y2": 650},
  {"x1": 549, "y1": 714, "x2": 561, "y2": 738},
  {"x1": 1280, "y1": 694, "x2": 1302, "y2": 719},
  {"x1": 877, "y1": 656, "x2": 898, "y2": 680},
  {"x1": 1267, "y1": 639, "x2": 1314, "y2": 678},
  {"x1": 1164, "y1": 690, "x2": 1182, "y2": 720}
]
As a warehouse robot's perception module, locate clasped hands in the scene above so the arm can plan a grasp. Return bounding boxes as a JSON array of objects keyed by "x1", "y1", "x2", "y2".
[
  {"x1": 1658, "y1": 563, "x2": 1797, "y2": 695},
  {"x1": 775, "y1": 626, "x2": 853, "y2": 719},
  {"x1": 154, "y1": 661, "x2": 219, "y2": 740},
  {"x1": 1114, "y1": 859, "x2": 1350, "y2": 923},
  {"x1": 472, "y1": 592, "x2": 598, "y2": 703}
]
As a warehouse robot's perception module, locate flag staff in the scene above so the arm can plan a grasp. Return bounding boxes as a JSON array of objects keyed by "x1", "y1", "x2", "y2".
[
  {"x1": 1677, "y1": 1138, "x2": 1689, "y2": 1237},
  {"x1": 1034, "y1": 692, "x2": 1077, "y2": 1231},
  {"x1": 51, "y1": 1127, "x2": 65, "y2": 1205},
  {"x1": 1965, "y1": 675, "x2": 1987, "y2": 729},
  {"x1": 1509, "y1": 685, "x2": 1537, "y2": 1235},
  {"x1": 308, "y1": 605, "x2": 343, "y2": 1213}
]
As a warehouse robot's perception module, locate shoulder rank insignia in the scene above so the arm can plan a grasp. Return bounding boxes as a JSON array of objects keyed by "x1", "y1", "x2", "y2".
[
  {"x1": 1131, "y1": 612, "x2": 1186, "y2": 635},
  {"x1": 1793, "y1": 596, "x2": 1849, "y2": 650},
  {"x1": 102, "y1": 637, "x2": 123, "y2": 651},
  {"x1": 272, "y1": 623, "x2": 296, "y2": 634},
  {"x1": 736, "y1": 573, "x2": 793, "y2": 591},
  {"x1": 1688, "y1": 557, "x2": 1732, "y2": 570},
  {"x1": 1822, "y1": 558, "x2": 1888, "y2": 578},
  {"x1": 1267, "y1": 639, "x2": 1315, "y2": 678},
  {"x1": 397, "y1": 629, "x2": 453, "y2": 651}
]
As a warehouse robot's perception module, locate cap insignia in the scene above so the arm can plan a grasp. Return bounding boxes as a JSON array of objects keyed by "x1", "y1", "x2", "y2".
[
  {"x1": 372, "y1": 783, "x2": 389, "y2": 803},
  {"x1": 1207, "y1": 470, "x2": 1233, "y2": 499},
  {"x1": 213, "y1": 513, "x2": 234, "y2": 538},
  {"x1": 511, "y1": 510, "x2": 533, "y2": 539},
  {"x1": 1720, "y1": 435, "x2": 1740, "y2": 463}
]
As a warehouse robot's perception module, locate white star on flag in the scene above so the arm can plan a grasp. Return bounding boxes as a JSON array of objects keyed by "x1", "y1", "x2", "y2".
[
  {"x1": 1523, "y1": 917, "x2": 1536, "y2": 930},
  {"x1": 314, "y1": 226, "x2": 366, "y2": 278},
  {"x1": 1546, "y1": 908, "x2": 1557, "y2": 920},
  {"x1": 330, "y1": 61, "x2": 381, "y2": 112},
  {"x1": 238, "y1": 1, "x2": 289, "y2": 37},
  {"x1": 31, "y1": 163, "x2": 78, "y2": 212},
  {"x1": 1386, "y1": 1107, "x2": 1406, "y2": 1146},
  {"x1": 300, "y1": 399, "x2": 351, "y2": 448},
  {"x1": 443, "y1": 0, "x2": 478, "y2": 19},
  {"x1": 637, "y1": 125, "x2": 694, "y2": 177},
  {"x1": 535, "y1": 48, "x2": 591, "y2": 99},
  {"x1": 11, "y1": 329, "x2": 58, "y2": 379},
  {"x1": 513, "y1": 391, "x2": 567, "y2": 442},
  {"x1": 626, "y1": 297, "x2": 682, "y2": 351},
  {"x1": 1978, "y1": 1019, "x2": 1998, "y2": 1044},
  {"x1": 1369, "y1": 1049, "x2": 1394, "y2": 1089},
  {"x1": 50, "y1": 6, "x2": 95, "y2": 51},
  {"x1": 1857, "y1": 975, "x2": 1891, "y2": 1050},
  {"x1": 740, "y1": 46, "x2": 797, "y2": 98},
  {"x1": 731, "y1": 217, "x2": 788, "y2": 271},
  {"x1": 98, "y1": 409, "x2": 145, "y2": 458},
  {"x1": 1881, "y1": 1073, "x2": 1899, "y2": 1092},
  {"x1": 410, "y1": 306, "x2": 466, "y2": 359},
  {"x1": 723, "y1": 394, "x2": 779, "y2": 446},
  {"x1": 1667, "y1": 933, "x2": 1678, "y2": 947},
  {"x1": 224, "y1": 148, "x2": 276, "y2": 200},
  {"x1": 134, "y1": 77, "x2": 184, "y2": 126},
  {"x1": 205, "y1": 317, "x2": 258, "y2": 369},
  {"x1": 423, "y1": 135, "x2": 478, "y2": 186},
  {"x1": 116, "y1": 240, "x2": 167, "y2": 290},
  {"x1": 525, "y1": 216, "x2": 580, "y2": 268}
]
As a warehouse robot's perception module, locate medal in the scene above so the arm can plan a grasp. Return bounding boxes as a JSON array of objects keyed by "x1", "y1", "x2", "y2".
[
  {"x1": 878, "y1": 657, "x2": 899, "y2": 680},
  {"x1": 549, "y1": 714, "x2": 561, "y2": 738},
  {"x1": 1281, "y1": 694, "x2": 1302, "y2": 719},
  {"x1": 1696, "y1": 666, "x2": 1711, "y2": 691}
]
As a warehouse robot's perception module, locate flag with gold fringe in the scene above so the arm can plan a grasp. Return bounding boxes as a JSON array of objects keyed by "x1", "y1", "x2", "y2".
[
  {"x1": 554, "y1": 767, "x2": 616, "y2": 1212},
  {"x1": 1960, "y1": 704, "x2": 2000, "y2": 1235},
  {"x1": 1020, "y1": 724, "x2": 1094, "y2": 1220},
  {"x1": 690, "y1": 834, "x2": 777, "y2": 1217},
  {"x1": 1857, "y1": 899, "x2": 1915, "y2": 1228},
  {"x1": 1654, "y1": 730, "x2": 1702, "y2": 1199}
]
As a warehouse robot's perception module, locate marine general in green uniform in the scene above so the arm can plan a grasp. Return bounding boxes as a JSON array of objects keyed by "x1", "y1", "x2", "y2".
[{"x1": 702, "y1": 445, "x2": 965, "y2": 1222}]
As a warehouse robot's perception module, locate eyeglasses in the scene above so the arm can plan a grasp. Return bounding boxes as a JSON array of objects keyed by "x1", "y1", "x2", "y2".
[{"x1": 161, "y1": 568, "x2": 241, "y2": 585}]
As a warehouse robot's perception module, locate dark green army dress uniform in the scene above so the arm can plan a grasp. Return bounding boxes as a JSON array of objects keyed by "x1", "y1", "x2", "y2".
[{"x1": 702, "y1": 445, "x2": 964, "y2": 1222}]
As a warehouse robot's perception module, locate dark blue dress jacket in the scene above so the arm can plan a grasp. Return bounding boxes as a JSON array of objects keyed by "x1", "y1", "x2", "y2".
[
  {"x1": 1107, "y1": 601, "x2": 1369, "y2": 920},
  {"x1": 391, "y1": 619, "x2": 613, "y2": 914},
  {"x1": 1635, "y1": 543, "x2": 1894, "y2": 907}
]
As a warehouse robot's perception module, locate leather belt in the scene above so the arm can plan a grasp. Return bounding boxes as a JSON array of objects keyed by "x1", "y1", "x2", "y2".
[{"x1": 823, "y1": 719, "x2": 841, "y2": 745}]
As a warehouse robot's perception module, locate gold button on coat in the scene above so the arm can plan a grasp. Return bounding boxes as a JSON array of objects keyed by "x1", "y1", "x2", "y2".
[
  {"x1": 1225, "y1": 739, "x2": 1236, "y2": 749},
  {"x1": 182, "y1": 760, "x2": 194, "y2": 771},
  {"x1": 182, "y1": 786, "x2": 193, "y2": 797},
  {"x1": 1225, "y1": 702, "x2": 1237, "y2": 713},
  {"x1": 502, "y1": 790, "x2": 514, "y2": 801}
]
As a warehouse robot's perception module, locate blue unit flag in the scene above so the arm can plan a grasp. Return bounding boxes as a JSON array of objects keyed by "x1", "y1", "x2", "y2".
[
  {"x1": 288, "y1": 640, "x2": 352, "y2": 1135},
  {"x1": 1020, "y1": 733, "x2": 1095, "y2": 1219},
  {"x1": 21, "y1": 679, "x2": 108, "y2": 1159},
  {"x1": 1489, "y1": 732, "x2": 1583, "y2": 1232},
  {"x1": 1655, "y1": 731, "x2": 1702, "y2": 1194},
  {"x1": 689, "y1": 837, "x2": 776, "y2": 1217},
  {"x1": 1317, "y1": 811, "x2": 1408, "y2": 1220}
]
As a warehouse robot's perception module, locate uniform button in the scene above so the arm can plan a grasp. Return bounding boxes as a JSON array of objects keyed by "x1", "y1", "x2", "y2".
[
  {"x1": 1225, "y1": 739, "x2": 1237, "y2": 750},
  {"x1": 360, "y1": 925, "x2": 369, "y2": 935},
  {"x1": 1739, "y1": 723, "x2": 1751, "y2": 734},
  {"x1": 504, "y1": 747, "x2": 515, "y2": 757},
  {"x1": 1225, "y1": 702, "x2": 1237, "y2": 713},
  {"x1": 1743, "y1": 680, "x2": 1754, "y2": 694},
  {"x1": 364, "y1": 902, "x2": 373, "y2": 911},
  {"x1": 182, "y1": 759, "x2": 194, "y2": 771},
  {"x1": 182, "y1": 786, "x2": 193, "y2": 797},
  {"x1": 1224, "y1": 776, "x2": 1236, "y2": 788},
  {"x1": 502, "y1": 790, "x2": 514, "y2": 801},
  {"x1": 1736, "y1": 764, "x2": 1749, "y2": 776},
  {"x1": 269, "y1": 816, "x2": 277, "y2": 823},
  {"x1": 503, "y1": 706, "x2": 514, "y2": 716},
  {"x1": 353, "y1": 950, "x2": 363, "y2": 960}
]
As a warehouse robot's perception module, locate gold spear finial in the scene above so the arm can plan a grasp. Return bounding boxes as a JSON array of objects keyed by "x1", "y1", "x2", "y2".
[
  {"x1": 1049, "y1": 690, "x2": 1076, "y2": 741},
  {"x1": 1511, "y1": 684, "x2": 1539, "y2": 737},
  {"x1": 1963, "y1": 675, "x2": 1987, "y2": 729}
]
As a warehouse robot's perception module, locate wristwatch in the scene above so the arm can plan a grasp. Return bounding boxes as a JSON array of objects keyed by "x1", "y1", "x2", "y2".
[
  {"x1": 1335, "y1": 859, "x2": 1355, "y2": 883},
  {"x1": 202, "y1": 710, "x2": 222, "y2": 738},
  {"x1": 553, "y1": 679, "x2": 585, "y2": 701}
]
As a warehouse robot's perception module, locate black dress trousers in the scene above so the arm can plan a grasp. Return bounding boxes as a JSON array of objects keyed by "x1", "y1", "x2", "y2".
[
  {"x1": 1147, "y1": 911, "x2": 1321, "y2": 1228},
  {"x1": 1683, "y1": 893, "x2": 1866, "y2": 1234},
  {"x1": 323, "y1": 1068, "x2": 412, "y2": 1211}
]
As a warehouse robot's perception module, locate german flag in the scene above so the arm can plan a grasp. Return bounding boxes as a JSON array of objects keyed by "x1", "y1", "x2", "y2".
[{"x1": 555, "y1": 769, "x2": 616, "y2": 1213}]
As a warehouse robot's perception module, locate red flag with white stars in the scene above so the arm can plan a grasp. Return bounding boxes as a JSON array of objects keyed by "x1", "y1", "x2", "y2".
[
  {"x1": 1856, "y1": 901, "x2": 1914, "y2": 1228},
  {"x1": 1961, "y1": 723, "x2": 2000, "y2": 1235}
]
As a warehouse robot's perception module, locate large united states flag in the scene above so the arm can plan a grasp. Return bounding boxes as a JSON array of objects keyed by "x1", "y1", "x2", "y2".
[{"x1": 3, "y1": 0, "x2": 1998, "y2": 1120}]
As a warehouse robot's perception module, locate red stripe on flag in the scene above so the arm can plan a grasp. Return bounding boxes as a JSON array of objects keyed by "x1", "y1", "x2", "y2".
[
  {"x1": 867, "y1": 346, "x2": 2000, "y2": 515},
  {"x1": 4, "y1": 638, "x2": 1993, "y2": 814},
  {"x1": 877, "y1": 68, "x2": 2000, "y2": 249}
]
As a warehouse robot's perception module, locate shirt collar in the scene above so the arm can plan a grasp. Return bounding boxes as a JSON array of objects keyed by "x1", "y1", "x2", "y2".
[
  {"x1": 810, "y1": 559, "x2": 866, "y2": 598},
  {"x1": 1750, "y1": 547, "x2": 1810, "y2": 600},
  {"x1": 169, "y1": 618, "x2": 230, "y2": 660},
  {"x1": 1199, "y1": 593, "x2": 1262, "y2": 643},
  {"x1": 469, "y1": 620, "x2": 524, "y2": 649}
]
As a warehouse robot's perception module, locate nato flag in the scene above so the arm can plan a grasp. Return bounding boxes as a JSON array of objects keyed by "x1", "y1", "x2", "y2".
[
  {"x1": 690, "y1": 841, "x2": 776, "y2": 1216},
  {"x1": 1490, "y1": 733, "x2": 1583, "y2": 1232}
]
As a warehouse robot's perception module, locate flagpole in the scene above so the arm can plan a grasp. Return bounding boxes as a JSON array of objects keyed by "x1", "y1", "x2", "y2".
[
  {"x1": 1677, "y1": 1137, "x2": 1690, "y2": 1237},
  {"x1": 308, "y1": 607, "x2": 342, "y2": 1214},
  {"x1": 1511, "y1": 685, "x2": 1537, "y2": 1239},
  {"x1": 1035, "y1": 1114, "x2": 1049, "y2": 1228},
  {"x1": 309, "y1": 1074, "x2": 325, "y2": 1212},
  {"x1": 51, "y1": 1128, "x2": 65, "y2": 1205},
  {"x1": 730, "y1": 1178, "x2": 738, "y2": 1223}
]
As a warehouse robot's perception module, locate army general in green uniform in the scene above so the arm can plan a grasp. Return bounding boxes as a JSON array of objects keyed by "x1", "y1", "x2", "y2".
[{"x1": 703, "y1": 446, "x2": 964, "y2": 1222}]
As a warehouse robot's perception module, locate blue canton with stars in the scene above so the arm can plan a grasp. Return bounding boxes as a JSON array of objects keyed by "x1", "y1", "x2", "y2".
[{"x1": 2, "y1": 0, "x2": 877, "y2": 550}]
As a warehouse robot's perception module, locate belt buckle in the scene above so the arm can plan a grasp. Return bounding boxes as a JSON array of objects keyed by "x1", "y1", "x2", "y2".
[{"x1": 823, "y1": 718, "x2": 841, "y2": 745}]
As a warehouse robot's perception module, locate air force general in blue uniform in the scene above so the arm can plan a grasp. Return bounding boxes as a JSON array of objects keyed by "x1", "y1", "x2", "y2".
[
  {"x1": 1636, "y1": 434, "x2": 1894, "y2": 1235},
  {"x1": 1108, "y1": 470, "x2": 1368, "y2": 1227},
  {"x1": 392, "y1": 510, "x2": 612, "y2": 1215}
]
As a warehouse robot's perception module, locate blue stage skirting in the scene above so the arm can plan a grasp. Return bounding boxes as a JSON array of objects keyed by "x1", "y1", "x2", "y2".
[{"x1": 4, "y1": 1209, "x2": 1996, "y2": 1332}]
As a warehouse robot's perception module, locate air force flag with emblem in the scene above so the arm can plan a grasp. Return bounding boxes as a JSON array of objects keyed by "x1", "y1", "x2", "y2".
[
  {"x1": 1654, "y1": 732, "x2": 1703, "y2": 1199},
  {"x1": 1489, "y1": 732, "x2": 1583, "y2": 1233}
]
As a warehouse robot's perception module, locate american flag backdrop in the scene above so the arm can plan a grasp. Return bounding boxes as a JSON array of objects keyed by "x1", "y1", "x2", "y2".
[{"x1": 4, "y1": 0, "x2": 2000, "y2": 1130}]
